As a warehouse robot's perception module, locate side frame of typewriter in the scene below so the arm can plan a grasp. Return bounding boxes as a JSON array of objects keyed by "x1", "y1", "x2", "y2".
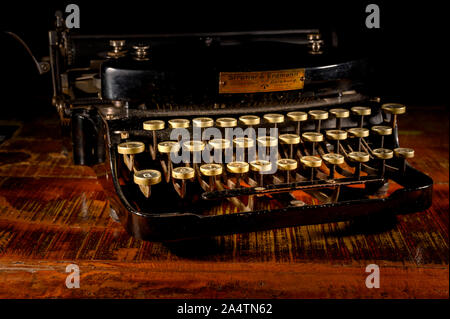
[{"x1": 92, "y1": 109, "x2": 433, "y2": 242}]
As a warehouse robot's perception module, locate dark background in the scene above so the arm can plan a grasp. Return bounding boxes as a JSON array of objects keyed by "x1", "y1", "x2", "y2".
[{"x1": 0, "y1": 0, "x2": 446, "y2": 120}]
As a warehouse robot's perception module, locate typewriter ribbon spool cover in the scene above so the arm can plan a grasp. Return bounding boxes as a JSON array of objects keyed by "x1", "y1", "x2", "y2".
[{"x1": 218, "y1": 68, "x2": 305, "y2": 93}]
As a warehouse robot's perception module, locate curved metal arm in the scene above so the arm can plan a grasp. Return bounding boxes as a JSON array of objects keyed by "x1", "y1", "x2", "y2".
[{"x1": 4, "y1": 31, "x2": 50, "y2": 75}]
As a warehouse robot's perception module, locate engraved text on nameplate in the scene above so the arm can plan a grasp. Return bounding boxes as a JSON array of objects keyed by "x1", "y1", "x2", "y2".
[{"x1": 218, "y1": 68, "x2": 305, "y2": 94}]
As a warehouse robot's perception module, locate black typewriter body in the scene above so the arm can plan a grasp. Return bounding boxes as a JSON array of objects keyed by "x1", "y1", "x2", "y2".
[{"x1": 45, "y1": 21, "x2": 432, "y2": 241}]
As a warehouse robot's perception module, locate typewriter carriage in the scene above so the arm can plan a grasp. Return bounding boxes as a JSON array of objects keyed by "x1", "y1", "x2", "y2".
[{"x1": 44, "y1": 24, "x2": 432, "y2": 241}]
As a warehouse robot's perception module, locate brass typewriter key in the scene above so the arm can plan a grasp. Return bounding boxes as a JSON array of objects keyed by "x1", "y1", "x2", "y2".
[
  {"x1": 347, "y1": 127, "x2": 369, "y2": 151},
  {"x1": 351, "y1": 106, "x2": 371, "y2": 128},
  {"x1": 114, "y1": 131, "x2": 129, "y2": 140},
  {"x1": 372, "y1": 148, "x2": 393, "y2": 177},
  {"x1": 394, "y1": 147, "x2": 414, "y2": 174},
  {"x1": 239, "y1": 115, "x2": 260, "y2": 129},
  {"x1": 226, "y1": 161, "x2": 250, "y2": 188},
  {"x1": 348, "y1": 151, "x2": 370, "y2": 179},
  {"x1": 158, "y1": 141, "x2": 180, "y2": 183},
  {"x1": 216, "y1": 117, "x2": 237, "y2": 128},
  {"x1": 371, "y1": 125, "x2": 392, "y2": 148},
  {"x1": 329, "y1": 108, "x2": 350, "y2": 130},
  {"x1": 263, "y1": 113, "x2": 285, "y2": 131},
  {"x1": 279, "y1": 134, "x2": 301, "y2": 159},
  {"x1": 208, "y1": 138, "x2": 231, "y2": 164},
  {"x1": 172, "y1": 166, "x2": 195, "y2": 198},
  {"x1": 168, "y1": 118, "x2": 190, "y2": 128},
  {"x1": 193, "y1": 117, "x2": 214, "y2": 141},
  {"x1": 308, "y1": 110, "x2": 328, "y2": 132},
  {"x1": 117, "y1": 141, "x2": 145, "y2": 171},
  {"x1": 287, "y1": 111, "x2": 308, "y2": 136},
  {"x1": 143, "y1": 120, "x2": 165, "y2": 160},
  {"x1": 322, "y1": 153, "x2": 344, "y2": 179},
  {"x1": 300, "y1": 156, "x2": 322, "y2": 181},
  {"x1": 233, "y1": 137, "x2": 255, "y2": 162},
  {"x1": 382, "y1": 103, "x2": 406, "y2": 129},
  {"x1": 250, "y1": 160, "x2": 272, "y2": 187},
  {"x1": 200, "y1": 163, "x2": 223, "y2": 191},
  {"x1": 302, "y1": 132, "x2": 324, "y2": 155},
  {"x1": 182, "y1": 140, "x2": 206, "y2": 171},
  {"x1": 277, "y1": 159, "x2": 298, "y2": 183},
  {"x1": 256, "y1": 136, "x2": 278, "y2": 160},
  {"x1": 326, "y1": 129, "x2": 348, "y2": 154},
  {"x1": 133, "y1": 169, "x2": 162, "y2": 198}
]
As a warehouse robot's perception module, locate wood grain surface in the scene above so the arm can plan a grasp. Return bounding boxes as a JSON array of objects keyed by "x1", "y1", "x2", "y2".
[{"x1": 0, "y1": 105, "x2": 448, "y2": 299}]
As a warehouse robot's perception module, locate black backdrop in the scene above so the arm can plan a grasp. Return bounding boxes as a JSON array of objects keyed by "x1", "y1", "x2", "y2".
[{"x1": 0, "y1": 0, "x2": 446, "y2": 119}]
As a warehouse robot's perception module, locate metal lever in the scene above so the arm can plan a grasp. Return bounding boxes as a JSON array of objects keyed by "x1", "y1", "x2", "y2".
[{"x1": 4, "y1": 31, "x2": 50, "y2": 75}]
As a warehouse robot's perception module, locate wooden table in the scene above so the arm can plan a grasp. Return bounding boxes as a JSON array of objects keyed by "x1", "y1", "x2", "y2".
[{"x1": 0, "y1": 105, "x2": 448, "y2": 299}]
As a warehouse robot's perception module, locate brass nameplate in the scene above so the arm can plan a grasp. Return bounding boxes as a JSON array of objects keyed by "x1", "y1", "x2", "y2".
[{"x1": 219, "y1": 68, "x2": 305, "y2": 94}]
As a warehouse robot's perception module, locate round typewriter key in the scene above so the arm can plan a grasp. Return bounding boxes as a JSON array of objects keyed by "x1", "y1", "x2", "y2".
[
  {"x1": 200, "y1": 163, "x2": 223, "y2": 176},
  {"x1": 134, "y1": 169, "x2": 162, "y2": 186},
  {"x1": 394, "y1": 147, "x2": 414, "y2": 159},
  {"x1": 287, "y1": 111, "x2": 308, "y2": 122},
  {"x1": 158, "y1": 141, "x2": 180, "y2": 154},
  {"x1": 394, "y1": 147, "x2": 414, "y2": 174},
  {"x1": 302, "y1": 132, "x2": 324, "y2": 142},
  {"x1": 279, "y1": 134, "x2": 301, "y2": 145},
  {"x1": 326, "y1": 129, "x2": 347, "y2": 140},
  {"x1": 216, "y1": 117, "x2": 237, "y2": 128},
  {"x1": 348, "y1": 151, "x2": 370, "y2": 163},
  {"x1": 208, "y1": 138, "x2": 231, "y2": 150},
  {"x1": 287, "y1": 111, "x2": 308, "y2": 136},
  {"x1": 133, "y1": 169, "x2": 161, "y2": 198},
  {"x1": 226, "y1": 161, "x2": 249, "y2": 188},
  {"x1": 279, "y1": 134, "x2": 300, "y2": 158},
  {"x1": 351, "y1": 106, "x2": 371, "y2": 116},
  {"x1": 322, "y1": 153, "x2": 344, "y2": 179},
  {"x1": 301, "y1": 155, "x2": 322, "y2": 181},
  {"x1": 277, "y1": 159, "x2": 298, "y2": 171},
  {"x1": 373, "y1": 148, "x2": 394, "y2": 160},
  {"x1": 329, "y1": 108, "x2": 349, "y2": 130},
  {"x1": 182, "y1": 140, "x2": 206, "y2": 152},
  {"x1": 143, "y1": 120, "x2": 165, "y2": 160},
  {"x1": 382, "y1": 103, "x2": 406, "y2": 129},
  {"x1": 200, "y1": 163, "x2": 223, "y2": 191},
  {"x1": 143, "y1": 120, "x2": 165, "y2": 131},
  {"x1": 372, "y1": 125, "x2": 392, "y2": 148},
  {"x1": 117, "y1": 141, "x2": 145, "y2": 172},
  {"x1": 322, "y1": 153, "x2": 345, "y2": 165},
  {"x1": 192, "y1": 117, "x2": 214, "y2": 128},
  {"x1": 329, "y1": 108, "x2": 350, "y2": 118},
  {"x1": 227, "y1": 161, "x2": 250, "y2": 174},
  {"x1": 373, "y1": 148, "x2": 393, "y2": 177},
  {"x1": 233, "y1": 137, "x2": 255, "y2": 148},
  {"x1": 172, "y1": 166, "x2": 195, "y2": 180},
  {"x1": 302, "y1": 132, "x2": 323, "y2": 155},
  {"x1": 308, "y1": 110, "x2": 328, "y2": 132},
  {"x1": 300, "y1": 156, "x2": 322, "y2": 168},
  {"x1": 277, "y1": 158, "x2": 297, "y2": 183},
  {"x1": 348, "y1": 127, "x2": 370, "y2": 151},
  {"x1": 239, "y1": 115, "x2": 260, "y2": 126},
  {"x1": 263, "y1": 113, "x2": 285, "y2": 130},
  {"x1": 348, "y1": 151, "x2": 369, "y2": 180},
  {"x1": 382, "y1": 103, "x2": 406, "y2": 115},
  {"x1": 250, "y1": 160, "x2": 272, "y2": 186},
  {"x1": 308, "y1": 110, "x2": 329, "y2": 120},
  {"x1": 169, "y1": 118, "x2": 190, "y2": 129},
  {"x1": 117, "y1": 141, "x2": 145, "y2": 155},
  {"x1": 348, "y1": 127, "x2": 369, "y2": 138},
  {"x1": 326, "y1": 129, "x2": 347, "y2": 154},
  {"x1": 257, "y1": 136, "x2": 278, "y2": 147},
  {"x1": 351, "y1": 106, "x2": 371, "y2": 128}
]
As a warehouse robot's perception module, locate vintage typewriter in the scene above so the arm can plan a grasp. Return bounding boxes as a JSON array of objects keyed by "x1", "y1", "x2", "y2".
[{"x1": 30, "y1": 15, "x2": 433, "y2": 241}]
